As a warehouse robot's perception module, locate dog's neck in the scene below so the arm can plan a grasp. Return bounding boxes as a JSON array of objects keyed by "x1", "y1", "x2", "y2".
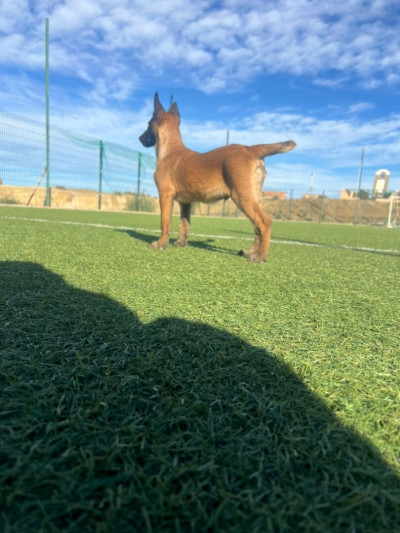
[{"x1": 156, "y1": 124, "x2": 184, "y2": 161}]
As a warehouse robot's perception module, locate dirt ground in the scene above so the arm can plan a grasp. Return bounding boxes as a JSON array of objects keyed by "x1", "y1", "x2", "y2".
[{"x1": 0, "y1": 185, "x2": 394, "y2": 225}]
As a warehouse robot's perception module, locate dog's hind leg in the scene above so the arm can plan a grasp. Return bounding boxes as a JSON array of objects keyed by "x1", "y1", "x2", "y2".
[
  {"x1": 174, "y1": 203, "x2": 191, "y2": 247},
  {"x1": 239, "y1": 230, "x2": 260, "y2": 258},
  {"x1": 236, "y1": 201, "x2": 272, "y2": 262},
  {"x1": 151, "y1": 193, "x2": 174, "y2": 249},
  {"x1": 233, "y1": 159, "x2": 270, "y2": 262}
]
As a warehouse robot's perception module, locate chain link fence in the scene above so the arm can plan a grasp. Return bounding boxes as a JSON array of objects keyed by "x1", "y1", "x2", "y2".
[{"x1": 0, "y1": 110, "x2": 398, "y2": 225}]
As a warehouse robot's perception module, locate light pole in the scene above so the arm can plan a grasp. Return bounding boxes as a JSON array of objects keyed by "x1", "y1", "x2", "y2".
[{"x1": 309, "y1": 173, "x2": 314, "y2": 195}]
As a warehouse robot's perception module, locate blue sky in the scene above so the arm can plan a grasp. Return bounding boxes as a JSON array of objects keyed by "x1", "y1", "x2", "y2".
[{"x1": 1, "y1": 0, "x2": 399, "y2": 196}]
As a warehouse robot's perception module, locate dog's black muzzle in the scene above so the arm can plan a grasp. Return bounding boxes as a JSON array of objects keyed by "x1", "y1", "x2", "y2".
[{"x1": 139, "y1": 129, "x2": 156, "y2": 147}]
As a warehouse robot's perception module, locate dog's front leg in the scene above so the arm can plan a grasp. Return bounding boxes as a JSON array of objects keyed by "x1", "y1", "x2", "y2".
[
  {"x1": 174, "y1": 203, "x2": 191, "y2": 247},
  {"x1": 152, "y1": 193, "x2": 174, "y2": 249}
]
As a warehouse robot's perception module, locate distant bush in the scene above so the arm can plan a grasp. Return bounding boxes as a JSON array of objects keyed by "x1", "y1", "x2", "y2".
[
  {"x1": 125, "y1": 195, "x2": 138, "y2": 211},
  {"x1": 140, "y1": 196, "x2": 156, "y2": 213},
  {"x1": 125, "y1": 194, "x2": 155, "y2": 213},
  {"x1": 0, "y1": 196, "x2": 20, "y2": 205}
]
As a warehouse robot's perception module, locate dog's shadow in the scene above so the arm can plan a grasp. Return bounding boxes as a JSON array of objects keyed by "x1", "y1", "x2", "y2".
[
  {"x1": 120, "y1": 229, "x2": 400, "y2": 259},
  {"x1": 1, "y1": 260, "x2": 399, "y2": 531},
  {"x1": 119, "y1": 229, "x2": 238, "y2": 256},
  {"x1": 119, "y1": 229, "x2": 155, "y2": 244}
]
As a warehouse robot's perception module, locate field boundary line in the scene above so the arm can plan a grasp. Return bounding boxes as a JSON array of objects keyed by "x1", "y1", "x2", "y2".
[{"x1": 2, "y1": 215, "x2": 399, "y2": 255}]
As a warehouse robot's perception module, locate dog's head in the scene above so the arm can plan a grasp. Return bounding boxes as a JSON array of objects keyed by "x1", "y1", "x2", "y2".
[{"x1": 139, "y1": 92, "x2": 180, "y2": 148}]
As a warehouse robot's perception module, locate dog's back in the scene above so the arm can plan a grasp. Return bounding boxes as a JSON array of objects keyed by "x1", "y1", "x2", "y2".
[{"x1": 157, "y1": 141, "x2": 295, "y2": 201}]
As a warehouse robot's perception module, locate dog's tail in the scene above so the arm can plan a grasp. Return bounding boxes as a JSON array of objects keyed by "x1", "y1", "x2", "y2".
[{"x1": 251, "y1": 140, "x2": 296, "y2": 158}]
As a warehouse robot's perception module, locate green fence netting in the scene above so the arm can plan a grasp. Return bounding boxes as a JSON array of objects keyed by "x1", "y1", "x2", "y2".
[{"x1": 0, "y1": 110, "x2": 156, "y2": 208}]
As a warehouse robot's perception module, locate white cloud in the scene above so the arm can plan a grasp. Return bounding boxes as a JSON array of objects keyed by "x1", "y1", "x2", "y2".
[
  {"x1": 50, "y1": 0, "x2": 102, "y2": 34},
  {"x1": 1, "y1": 0, "x2": 400, "y2": 96},
  {"x1": 349, "y1": 102, "x2": 375, "y2": 114},
  {"x1": 0, "y1": 0, "x2": 34, "y2": 32}
]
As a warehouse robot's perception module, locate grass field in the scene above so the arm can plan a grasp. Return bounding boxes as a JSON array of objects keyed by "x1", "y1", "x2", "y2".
[{"x1": 1, "y1": 205, "x2": 399, "y2": 532}]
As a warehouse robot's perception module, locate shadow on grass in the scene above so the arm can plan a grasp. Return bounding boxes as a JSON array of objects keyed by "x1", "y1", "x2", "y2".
[
  {"x1": 119, "y1": 229, "x2": 237, "y2": 256},
  {"x1": 118, "y1": 228, "x2": 155, "y2": 244},
  {"x1": 126, "y1": 227, "x2": 400, "y2": 258},
  {"x1": 1, "y1": 261, "x2": 399, "y2": 531}
]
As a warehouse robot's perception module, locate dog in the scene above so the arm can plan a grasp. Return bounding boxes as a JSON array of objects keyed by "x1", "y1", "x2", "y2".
[{"x1": 139, "y1": 93, "x2": 296, "y2": 263}]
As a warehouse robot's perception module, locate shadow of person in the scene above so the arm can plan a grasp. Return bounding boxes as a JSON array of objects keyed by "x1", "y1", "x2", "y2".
[{"x1": 1, "y1": 261, "x2": 399, "y2": 531}]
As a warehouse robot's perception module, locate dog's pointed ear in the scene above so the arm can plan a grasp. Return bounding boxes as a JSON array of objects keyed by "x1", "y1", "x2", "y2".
[
  {"x1": 154, "y1": 92, "x2": 165, "y2": 115},
  {"x1": 168, "y1": 102, "x2": 180, "y2": 123}
]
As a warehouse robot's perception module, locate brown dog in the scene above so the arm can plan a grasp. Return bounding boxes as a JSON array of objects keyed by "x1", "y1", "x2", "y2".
[{"x1": 139, "y1": 93, "x2": 296, "y2": 262}]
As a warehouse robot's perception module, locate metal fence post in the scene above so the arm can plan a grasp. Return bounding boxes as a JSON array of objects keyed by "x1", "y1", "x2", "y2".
[
  {"x1": 98, "y1": 140, "x2": 104, "y2": 210},
  {"x1": 136, "y1": 152, "x2": 142, "y2": 211},
  {"x1": 354, "y1": 147, "x2": 365, "y2": 224},
  {"x1": 354, "y1": 197, "x2": 360, "y2": 225},
  {"x1": 45, "y1": 17, "x2": 51, "y2": 207},
  {"x1": 319, "y1": 191, "x2": 325, "y2": 223},
  {"x1": 288, "y1": 189, "x2": 293, "y2": 220}
]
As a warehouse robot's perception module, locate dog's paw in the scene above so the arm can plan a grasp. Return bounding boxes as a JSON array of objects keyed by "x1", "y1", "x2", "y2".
[
  {"x1": 150, "y1": 241, "x2": 168, "y2": 250},
  {"x1": 173, "y1": 240, "x2": 188, "y2": 247},
  {"x1": 248, "y1": 254, "x2": 267, "y2": 263}
]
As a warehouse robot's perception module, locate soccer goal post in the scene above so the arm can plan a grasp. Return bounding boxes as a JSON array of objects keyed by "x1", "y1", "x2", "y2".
[{"x1": 387, "y1": 192, "x2": 400, "y2": 228}]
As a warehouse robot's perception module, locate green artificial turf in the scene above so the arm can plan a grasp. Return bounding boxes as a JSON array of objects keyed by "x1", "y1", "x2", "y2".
[{"x1": 1, "y1": 206, "x2": 399, "y2": 532}]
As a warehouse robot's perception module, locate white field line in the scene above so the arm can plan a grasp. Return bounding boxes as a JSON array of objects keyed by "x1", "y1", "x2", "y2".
[{"x1": 1, "y1": 215, "x2": 399, "y2": 255}]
